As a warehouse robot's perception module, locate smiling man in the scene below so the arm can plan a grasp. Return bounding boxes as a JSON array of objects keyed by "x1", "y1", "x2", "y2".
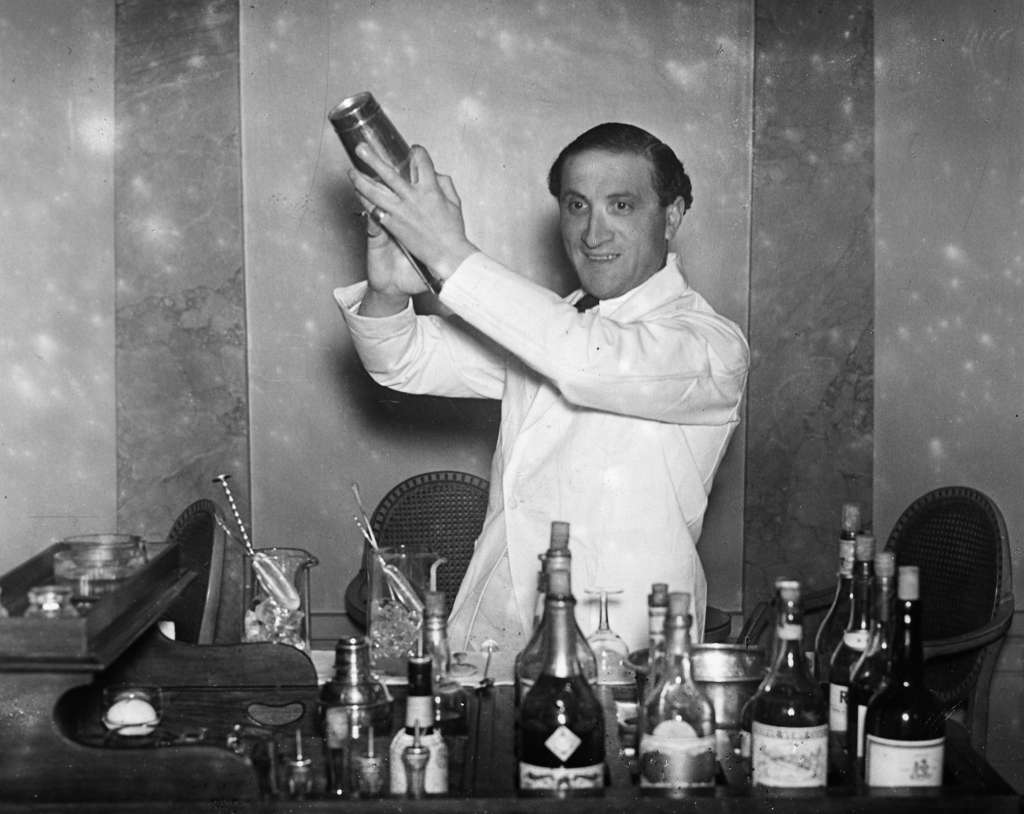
[{"x1": 334, "y1": 122, "x2": 749, "y2": 652}]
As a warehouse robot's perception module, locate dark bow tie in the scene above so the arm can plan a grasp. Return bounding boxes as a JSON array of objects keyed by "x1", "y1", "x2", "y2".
[{"x1": 575, "y1": 293, "x2": 599, "y2": 312}]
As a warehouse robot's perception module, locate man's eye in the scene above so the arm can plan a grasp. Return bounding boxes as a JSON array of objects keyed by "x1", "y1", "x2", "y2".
[
  {"x1": 612, "y1": 201, "x2": 633, "y2": 213},
  {"x1": 565, "y1": 199, "x2": 587, "y2": 212}
]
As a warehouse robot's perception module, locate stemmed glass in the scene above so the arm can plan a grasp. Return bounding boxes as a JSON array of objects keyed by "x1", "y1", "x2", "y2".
[{"x1": 585, "y1": 588, "x2": 635, "y2": 686}]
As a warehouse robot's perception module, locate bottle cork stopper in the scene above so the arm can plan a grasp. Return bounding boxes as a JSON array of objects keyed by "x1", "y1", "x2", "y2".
[
  {"x1": 874, "y1": 550, "x2": 896, "y2": 577},
  {"x1": 549, "y1": 521, "x2": 570, "y2": 552},
  {"x1": 649, "y1": 583, "x2": 669, "y2": 605},
  {"x1": 855, "y1": 533, "x2": 875, "y2": 561},
  {"x1": 424, "y1": 590, "x2": 446, "y2": 617},
  {"x1": 775, "y1": 578, "x2": 801, "y2": 601},
  {"x1": 668, "y1": 591, "x2": 690, "y2": 616},
  {"x1": 898, "y1": 565, "x2": 920, "y2": 600},
  {"x1": 841, "y1": 502, "x2": 861, "y2": 532}
]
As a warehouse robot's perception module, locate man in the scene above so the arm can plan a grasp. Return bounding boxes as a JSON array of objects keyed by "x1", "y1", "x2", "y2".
[{"x1": 335, "y1": 122, "x2": 748, "y2": 652}]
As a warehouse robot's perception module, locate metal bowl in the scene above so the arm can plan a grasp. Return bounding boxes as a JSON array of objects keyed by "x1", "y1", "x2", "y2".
[{"x1": 627, "y1": 644, "x2": 767, "y2": 730}]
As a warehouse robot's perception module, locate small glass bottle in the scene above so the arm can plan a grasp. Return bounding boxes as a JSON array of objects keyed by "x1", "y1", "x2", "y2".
[
  {"x1": 517, "y1": 567, "x2": 605, "y2": 797},
  {"x1": 864, "y1": 566, "x2": 945, "y2": 788},
  {"x1": 846, "y1": 549, "x2": 897, "y2": 773},
  {"x1": 515, "y1": 522, "x2": 597, "y2": 703},
  {"x1": 389, "y1": 655, "x2": 448, "y2": 796},
  {"x1": 639, "y1": 591, "x2": 716, "y2": 793},
  {"x1": 750, "y1": 579, "x2": 828, "y2": 790},
  {"x1": 318, "y1": 636, "x2": 392, "y2": 798},
  {"x1": 827, "y1": 532, "x2": 875, "y2": 777},
  {"x1": 812, "y1": 502, "x2": 860, "y2": 683},
  {"x1": 24, "y1": 584, "x2": 78, "y2": 618}
]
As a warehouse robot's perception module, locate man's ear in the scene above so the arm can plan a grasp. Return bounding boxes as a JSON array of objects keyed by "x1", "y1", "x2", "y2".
[{"x1": 664, "y1": 195, "x2": 685, "y2": 240}]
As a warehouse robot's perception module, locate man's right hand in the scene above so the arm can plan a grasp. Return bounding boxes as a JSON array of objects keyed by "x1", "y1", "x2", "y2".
[{"x1": 358, "y1": 214, "x2": 427, "y2": 317}]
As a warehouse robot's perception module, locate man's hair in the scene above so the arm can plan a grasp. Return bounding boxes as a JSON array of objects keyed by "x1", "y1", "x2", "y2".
[{"x1": 547, "y1": 122, "x2": 693, "y2": 211}]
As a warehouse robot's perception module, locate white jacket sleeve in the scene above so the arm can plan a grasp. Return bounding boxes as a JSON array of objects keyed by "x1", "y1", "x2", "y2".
[
  {"x1": 439, "y1": 253, "x2": 748, "y2": 425},
  {"x1": 334, "y1": 281, "x2": 506, "y2": 399}
]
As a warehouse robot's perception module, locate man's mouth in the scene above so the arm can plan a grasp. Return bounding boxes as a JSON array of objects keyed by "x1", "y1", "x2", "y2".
[{"x1": 582, "y1": 251, "x2": 619, "y2": 262}]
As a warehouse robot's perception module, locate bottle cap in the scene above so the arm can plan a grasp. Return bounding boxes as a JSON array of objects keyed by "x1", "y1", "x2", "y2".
[
  {"x1": 874, "y1": 550, "x2": 896, "y2": 578},
  {"x1": 668, "y1": 591, "x2": 690, "y2": 617},
  {"x1": 841, "y1": 502, "x2": 861, "y2": 532},
  {"x1": 424, "y1": 590, "x2": 446, "y2": 618},
  {"x1": 898, "y1": 565, "x2": 920, "y2": 600},
  {"x1": 775, "y1": 578, "x2": 801, "y2": 601},
  {"x1": 855, "y1": 533, "x2": 875, "y2": 561},
  {"x1": 648, "y1": 583, "x2": 669, "y2": 606}
]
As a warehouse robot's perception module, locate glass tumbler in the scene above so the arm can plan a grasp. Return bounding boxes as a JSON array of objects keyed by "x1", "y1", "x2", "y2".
[{"x1": 244, "y1": 547, "x2": 319, "y2": 653}]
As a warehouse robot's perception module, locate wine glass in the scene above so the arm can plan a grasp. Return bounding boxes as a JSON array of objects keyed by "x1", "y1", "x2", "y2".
[{"x1": 584, "y1": 588, "x2": 635, "y2": 686}]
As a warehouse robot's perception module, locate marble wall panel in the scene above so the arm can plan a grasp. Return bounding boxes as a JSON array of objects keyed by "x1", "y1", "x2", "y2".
[
  {"x1": 114, "y1": 0, "x2": 250, "y2": 540},
  {"x1": 744, "y1": 0, "x2": 875, "y2": 612},
  {"x1": 240, "y1": 0, "x2": 754, "y2": 615},
  {"x1": 0, "y1": 1, "x2": 116, "y2": 568}
]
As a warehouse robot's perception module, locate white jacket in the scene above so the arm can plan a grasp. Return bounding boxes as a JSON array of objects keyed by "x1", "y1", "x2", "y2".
[{"x1": 335, "y1": 252, "x2": 748, "y2": 652}]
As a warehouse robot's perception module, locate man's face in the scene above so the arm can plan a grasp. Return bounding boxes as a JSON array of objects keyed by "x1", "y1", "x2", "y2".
[{"x1": 557, "y1": 149, "x2": 683, "y2": 300}]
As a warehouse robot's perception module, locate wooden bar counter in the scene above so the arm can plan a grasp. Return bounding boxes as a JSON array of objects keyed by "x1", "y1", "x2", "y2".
[{"x1": 0, "y1": 535, "x2": 1017, "y2": 811}]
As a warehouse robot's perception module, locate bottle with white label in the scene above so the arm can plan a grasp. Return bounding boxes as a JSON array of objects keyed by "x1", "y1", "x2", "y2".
[
  {"x1": 846, "y1": 549, "x2": 897, "y2": 774},
  {"x1": 864, "y1": 565, "x2": 945, "y2": 788},
  {"x1": 389, "y1": 654, "x2": 448, "y2": 796},
  {"x1": 750, "y1": 579, "x2": 829, "y2": 790},
  {"x1": 826, "y1": 532, "x2": 875, "y2": 778},
  {"x1": 516, "y1": 566, "x2": 605, "y2": 797},
  {"x1": 639, "y1": 591, "x2": 716, "y2": 793}
]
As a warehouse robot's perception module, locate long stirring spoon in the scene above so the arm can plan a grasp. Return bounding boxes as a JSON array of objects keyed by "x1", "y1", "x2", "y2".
[{"x1": 213, "y1": 474, "x2": 300, "y2": 611}]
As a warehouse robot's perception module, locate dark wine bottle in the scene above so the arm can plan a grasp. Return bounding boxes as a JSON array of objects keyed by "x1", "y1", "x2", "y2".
[
  {"x1": 846, "y1": 549, "x2": 896, "y2": 773},
  {"x1": 826, "y1": 532, "x2": 875, "y2": 777},
  {"x1": 750, "y1": 579, "x2": 828, "y2": 790},
  {"x1": 515, "y1": 522, "x2": 597, "y2": 704},
  {"x1": 812, "y1": 502, "x2": 860, "y2": 683},
  {"x1": 517, "y1": 566, "x2": 605, "y2": 797},
  {"x1": 864, "y1": 565, "x2": 945, "y2": 788}
]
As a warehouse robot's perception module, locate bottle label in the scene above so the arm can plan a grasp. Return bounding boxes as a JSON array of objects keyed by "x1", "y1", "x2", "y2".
[
  {"x1": 405, "y1": 695, "x2": 434, "y2": 729},
  {"x1": 776, "y1": 622, "x2": 802, "y2": 641},
  {"x1": 865, "y1": 734, "x2": 944, "y2": 787},
  {"x1": 751, "y1": 722, "x2": 827, "y2": 788},
  {"x1": 828, "y1": 682, "x2": 848, "y2": 732},
  {"x1": 639, "y1": 731, "x2": 716, "y2": 788},
  {"x1": 518, "y1": 761, "x2": 604, "y2": 792},
  {"x1": 544, "y1": 725, "x2": 582, "y2": 762},
  {"x1": 855, "y1": 704, "x2": 867, "y2": 758},
  {"x1": 325, "y1": 707, "x2": 349, "y2": 749},
  {"x1": 843, "y1": 630, "x2": 870, "y2": 650}
]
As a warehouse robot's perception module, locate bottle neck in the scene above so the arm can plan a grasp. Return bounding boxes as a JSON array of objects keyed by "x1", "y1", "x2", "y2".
[
  {"x1": 648, "y1": 606, "x2": 667, "y2": 651},
  {"x1": 848, "y1": 559, "x2": 874, "y2": 630},
  {"x1": 663, "y1": 614, "x2": 696, "y2": 682},
  {"x1": 541, "y1": 596, "x2": 581, "y2": 679},
  {"x1": 424, "y1": 615, "x2": 452, "y2": 680},
  {"x1": 405, "y1": 656, "x2": 435, "y2": 731},
  {"x1": 889, "y1": 597, "x2": 926, "y2": 685}
]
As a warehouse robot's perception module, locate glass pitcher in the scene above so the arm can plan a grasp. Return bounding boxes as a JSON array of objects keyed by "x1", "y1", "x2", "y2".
[
  {"x1": 367, "y1": 545, "x2": 439, "y2": 677},
  {"x1": 244, "y1": 547, "x2": 319, "y2": 653}
]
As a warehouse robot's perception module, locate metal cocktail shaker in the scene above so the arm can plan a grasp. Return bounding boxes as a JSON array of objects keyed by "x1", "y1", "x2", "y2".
[{"x1": 328, "y1": 92, "x2": 442, "y2": 293}]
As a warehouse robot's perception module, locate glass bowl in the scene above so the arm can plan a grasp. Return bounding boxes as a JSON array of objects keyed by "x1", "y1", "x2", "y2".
[{"x1": 53, "y1": 534, "x2": 148, "y2": 605}]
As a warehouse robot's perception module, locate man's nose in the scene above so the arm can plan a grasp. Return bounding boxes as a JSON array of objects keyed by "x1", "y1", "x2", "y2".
[{"x1": 582, "y1": 212, "x2": 612, "y2": 247}]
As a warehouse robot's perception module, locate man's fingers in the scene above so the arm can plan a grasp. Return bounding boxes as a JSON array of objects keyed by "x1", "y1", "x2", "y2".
[{"x1": 437, "y1": 173, "x2": 462, "y2": 208}]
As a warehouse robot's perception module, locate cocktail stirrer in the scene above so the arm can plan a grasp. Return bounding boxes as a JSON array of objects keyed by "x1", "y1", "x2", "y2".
[{"x1": 213, "y1": 474, "x2": 300, "y2": 611}]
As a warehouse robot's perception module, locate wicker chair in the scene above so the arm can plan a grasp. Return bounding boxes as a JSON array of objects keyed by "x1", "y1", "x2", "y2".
[
  {"x1": 345, "y1": 470, "x2": 490, "y2": 628},
  {"x1": 885, "y1": 485, "x2": 1014, "y2": 753}
]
